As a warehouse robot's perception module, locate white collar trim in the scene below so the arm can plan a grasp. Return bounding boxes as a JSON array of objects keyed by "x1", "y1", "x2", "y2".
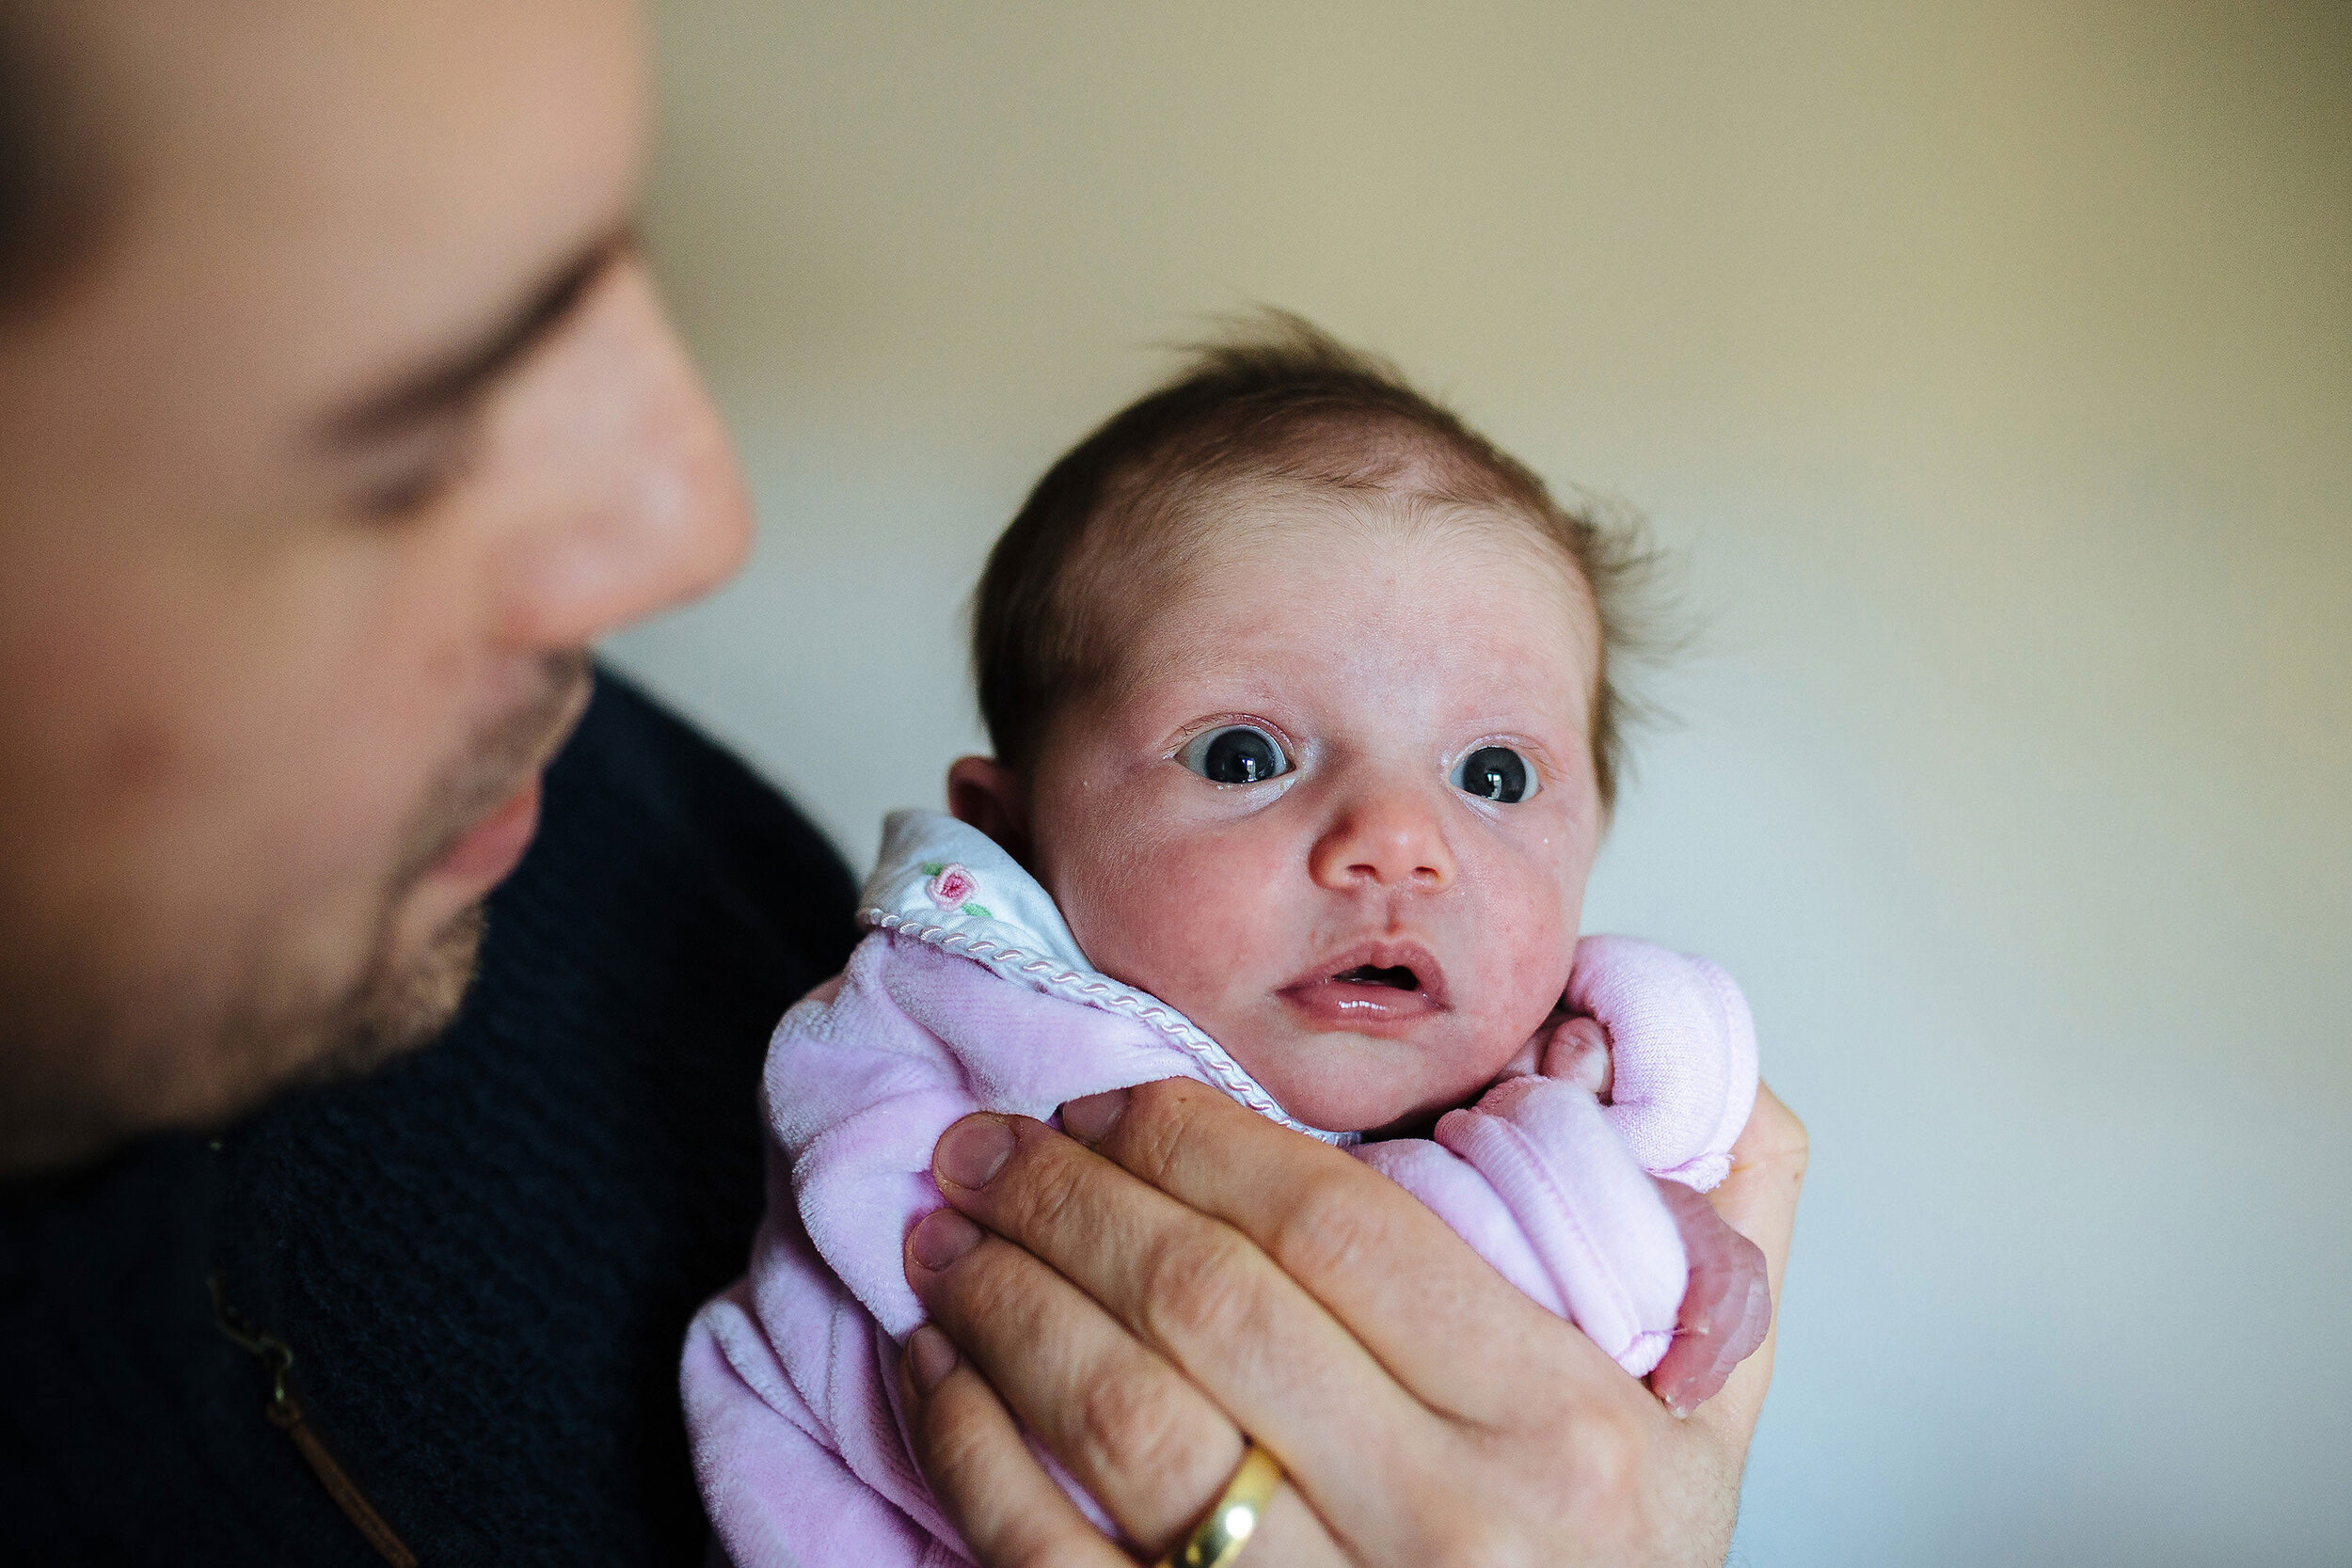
[{"x1": 860, "y1": 810, "x2": 1355, "y2": 1146}]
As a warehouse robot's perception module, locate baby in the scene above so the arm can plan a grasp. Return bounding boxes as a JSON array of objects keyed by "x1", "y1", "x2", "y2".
[{"x1": 682, "y1": 322, "x2": 1762, "y2": 1566}]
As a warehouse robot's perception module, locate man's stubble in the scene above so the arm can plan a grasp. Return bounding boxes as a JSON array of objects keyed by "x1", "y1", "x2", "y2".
[{"x1": 0, "y1": 652, "x2": 591, "y2": 1172}]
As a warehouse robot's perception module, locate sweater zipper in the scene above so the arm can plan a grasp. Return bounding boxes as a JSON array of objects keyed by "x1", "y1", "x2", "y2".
[{"x1": 208, "y1": 1271, "x2": 420, "y2": 1568}]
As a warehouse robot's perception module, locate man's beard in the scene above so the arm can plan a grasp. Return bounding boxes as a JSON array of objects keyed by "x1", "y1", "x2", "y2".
[
  {"x1": 0, "y1": 653, "x2": 592, "y2": 1175},
  {"x1": 257, "y1": 649, "x2": 596, "y2": 1092},
  {"x1": 268, "y1": 901, "x2": 487, "y2": 1097}
]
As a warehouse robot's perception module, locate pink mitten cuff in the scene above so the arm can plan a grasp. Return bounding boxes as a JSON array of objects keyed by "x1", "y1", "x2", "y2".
[
  {"x1": 1431, "y1": 1075, "x2": 1685, "y2": 1375},
  {"x1": 1560, "y1": 934, "x2": 1759, "y2": 1191}
]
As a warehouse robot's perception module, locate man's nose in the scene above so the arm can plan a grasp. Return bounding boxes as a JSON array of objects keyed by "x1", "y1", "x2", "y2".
[
  {"x1": 1307, "y1": 774, "x2": 1457, "y2": 894},
  {"x1": 486, "y1": 257, "x2": 751, "y2": 649}
]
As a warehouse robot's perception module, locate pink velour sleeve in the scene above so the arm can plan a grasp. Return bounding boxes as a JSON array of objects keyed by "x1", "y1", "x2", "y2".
[
  {"x1": 1360, "y1": 1077, "x2": 1686, "y2": 1375},
  {"x1": 683, "y1": 1280, "x2": 967, "y2": 1568},
  {"x1": 684, "y1": 1140, "x2": 969, "y2": 1565},
  {"x1": 1353, "y1": 935, "x2": 1761, "y2": 1378},
  {"x1": 686, "y1": 931, "x2": 1216, "y2": 1568},
  {"x1": 771, "y1": 935, "x2": 1216, "y2": 1339}
]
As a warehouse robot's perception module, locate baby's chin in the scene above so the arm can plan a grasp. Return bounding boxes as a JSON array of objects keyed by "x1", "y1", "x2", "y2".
[{"x1": 1240, "y1": 1030, "x2": 1509, "y2": 1137}]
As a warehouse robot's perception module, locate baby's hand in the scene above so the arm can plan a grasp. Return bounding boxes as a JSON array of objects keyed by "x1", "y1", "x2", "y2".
[
  {"x1": 1543, "y1": 1013, "x2": 1613, "y2": 1099},
  {"x1": 1535, "y1": 999, "x2": 1774, "y2": 1414},
  {"x1": 1650, "y1": 1175, "x2": 1775, "y2": 1417}
]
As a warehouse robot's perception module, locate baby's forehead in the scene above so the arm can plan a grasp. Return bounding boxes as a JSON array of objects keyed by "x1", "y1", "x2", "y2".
[
  {"x1": 1104, "y1": 475, "x2": 1598, "y2": 633},
  {"x1": 1079, "y1": 482, "x2": 1603, "y2": 709}
]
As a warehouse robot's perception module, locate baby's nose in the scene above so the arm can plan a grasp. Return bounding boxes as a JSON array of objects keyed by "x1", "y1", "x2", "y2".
[{"x1": 1308, "y1": 787, "x2": 1456, "y2": 892}]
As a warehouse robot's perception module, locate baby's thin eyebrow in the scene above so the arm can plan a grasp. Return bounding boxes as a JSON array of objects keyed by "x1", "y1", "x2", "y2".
[{"x1": 315, "y1": 220, "x2": 637, "y2": 450}]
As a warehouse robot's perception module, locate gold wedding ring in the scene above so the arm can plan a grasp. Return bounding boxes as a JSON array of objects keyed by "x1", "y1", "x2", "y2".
[{"x1": 1154, "y1": 1440, "x2": 1284, "y2": 1568}]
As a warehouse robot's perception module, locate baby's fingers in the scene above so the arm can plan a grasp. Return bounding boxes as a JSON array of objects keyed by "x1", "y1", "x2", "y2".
[
  {"x1": 1677, "y1": 1083, "x2": 1807, "y2": 1447},
  {"x1": 1542, "y1": 1015, "x2": 1613, "y2": 1097},
  {"x1": 1646, "y1": 1179, "x2": 1771, "y2": 1418}
]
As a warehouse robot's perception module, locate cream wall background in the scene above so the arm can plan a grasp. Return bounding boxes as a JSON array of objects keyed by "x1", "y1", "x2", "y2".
[{"x1": 609, "y1": 4, "x2": 2352, "y2": 1562}]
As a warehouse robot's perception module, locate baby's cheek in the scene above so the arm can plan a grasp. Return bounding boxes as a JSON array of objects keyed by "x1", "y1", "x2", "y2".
[
  {"x1": 1059, "y1": 834, "x2": 1279, "y2": 1013},
  {"x1": 1470, "y1": 877, "x2": 1579, "y2": 1040}
]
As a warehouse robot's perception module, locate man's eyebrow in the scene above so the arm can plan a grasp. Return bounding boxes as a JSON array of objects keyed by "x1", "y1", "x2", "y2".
[{"x1": 319, "y1": 221, "x2": 636, "y2": 447}]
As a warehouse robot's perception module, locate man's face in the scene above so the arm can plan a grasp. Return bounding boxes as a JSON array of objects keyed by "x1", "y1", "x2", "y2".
[{"x1": 0, "y1": 1, "x2": 750, "y2": 1174}]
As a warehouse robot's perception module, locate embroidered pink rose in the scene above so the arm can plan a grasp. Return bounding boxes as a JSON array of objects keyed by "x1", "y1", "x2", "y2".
[{"x1": 925, "y1": 864, "x2": 977, "y2": 911}]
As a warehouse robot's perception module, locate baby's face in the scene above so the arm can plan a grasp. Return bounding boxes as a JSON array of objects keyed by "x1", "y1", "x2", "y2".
[{"x1": 1023, "y1": 497, "x2": 1605, "y2": 1133}]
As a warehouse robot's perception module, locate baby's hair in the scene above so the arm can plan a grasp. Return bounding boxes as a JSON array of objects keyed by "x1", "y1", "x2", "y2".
[{"x1": 972, "y1": 310, "x2": 1661, "y2": 807}]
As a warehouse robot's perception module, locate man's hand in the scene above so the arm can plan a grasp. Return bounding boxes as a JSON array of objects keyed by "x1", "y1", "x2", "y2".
[{"x1": 895, "y1": 1079, "x2": 1806, "y2": 1566}]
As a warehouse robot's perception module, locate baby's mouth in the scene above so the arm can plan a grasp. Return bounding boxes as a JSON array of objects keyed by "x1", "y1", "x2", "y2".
[{"x1": 1279, "y1": 944, "x2": 1451, "y2": 1032}]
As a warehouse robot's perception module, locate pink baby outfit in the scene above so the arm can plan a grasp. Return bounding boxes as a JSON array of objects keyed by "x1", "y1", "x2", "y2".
[{"x1": 681, "y1": 811, "x2": 1757, "y2": 1567}]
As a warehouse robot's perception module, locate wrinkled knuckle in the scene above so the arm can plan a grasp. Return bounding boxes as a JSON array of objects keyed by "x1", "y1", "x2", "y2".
[
  {"x1": 1136, "y1": 1076, "x2": 1219, "y2": 1116},
  {"x1": 1075, "y1": 1365, "x2": 1200, "y2": 1488},
  {"x1": 1007, "y1": 1140, "x2": 1090, "y2": 1238},
  {"x1": 914, "y1": 1390, "x2": 992, "y2": 1497},
  {"x1": 1270, "y1": 1171, "x2": 1387, "y2": 1279},
  {"x1": 942, "y1": 1243, "x2": 1017, "y2": 1319},
  {"x1": 1121, "y1": 1079, "x2": 1216, "y2": 1186},
  {"x1": 1137, "y1": 1229, "x2": 1262, "y2": 1349}
]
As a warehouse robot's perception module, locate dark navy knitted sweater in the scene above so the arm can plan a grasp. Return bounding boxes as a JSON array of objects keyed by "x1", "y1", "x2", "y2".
[{"x1": 0, "y1": 671, "x2": 858, "y2": 1564}]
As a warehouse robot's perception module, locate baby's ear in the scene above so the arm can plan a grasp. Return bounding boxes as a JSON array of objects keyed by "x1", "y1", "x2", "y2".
[{"x1": 946, "y1": 756, "x2": 1032, "y2": 863}]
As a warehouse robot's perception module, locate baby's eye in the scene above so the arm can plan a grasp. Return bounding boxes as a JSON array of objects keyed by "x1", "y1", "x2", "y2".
[
  {"x1": 1177, "y1": 724, "x2": 1292, "y2": 784},
  {"x1": 1453, "y1": 745, "x2": 1538, "y2": 803}
]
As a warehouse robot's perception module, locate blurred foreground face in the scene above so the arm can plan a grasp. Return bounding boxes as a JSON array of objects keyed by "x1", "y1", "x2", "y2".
[{"x1": 0, "y1": 1, "x2": 751, "y2": 1175}]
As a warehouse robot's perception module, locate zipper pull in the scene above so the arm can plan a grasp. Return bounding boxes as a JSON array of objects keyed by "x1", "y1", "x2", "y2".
[{"x1": 209, "y1": 1271, "x2": 420, "y2": 1567}]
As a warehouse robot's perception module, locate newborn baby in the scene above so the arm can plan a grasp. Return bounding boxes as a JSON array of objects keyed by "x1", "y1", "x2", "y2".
[{"x1": 682, "y1": 324, "x2": 1761, "y2": 1567}]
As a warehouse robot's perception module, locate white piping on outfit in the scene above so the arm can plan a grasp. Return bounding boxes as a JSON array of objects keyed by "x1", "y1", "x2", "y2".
[{"x1": 861, "y1": 908, "x2": 1358, "y2": 1148}]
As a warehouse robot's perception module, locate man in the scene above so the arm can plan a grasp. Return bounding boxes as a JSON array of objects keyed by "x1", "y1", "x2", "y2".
[
  {"x1": 1, "y1": 4, "x2": 1803, "y2": 1563},
  {"x1": 2, "y1": 2, "x2": 859, "y2": 1560}
]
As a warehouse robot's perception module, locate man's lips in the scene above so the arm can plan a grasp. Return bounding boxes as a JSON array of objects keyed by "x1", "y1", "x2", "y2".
[
  {"x1": 425, "y1": 776, "x2": 543, "y2": 890},
  {"x1": 1277, "y1": 940, "x2": 1451, "y2": 1032},
  {"x1": 408, "y1": 657, "x2": 592, "y2": 897}
]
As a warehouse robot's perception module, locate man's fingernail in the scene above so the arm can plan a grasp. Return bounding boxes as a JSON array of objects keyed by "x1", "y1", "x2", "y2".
[
  {"x1": 907, "y1": 1324, "x2": 958, "y2": 1394},
  {"x1": 935, "y1": 1116, "x2": 1014, "y2": 1190},
  {"x1": 1059, "y1": 1088, "x2": 1129, "y2": 1147},
  {"x1": 910, "y1": 1208, "x2": 984, "y2": 1271}
]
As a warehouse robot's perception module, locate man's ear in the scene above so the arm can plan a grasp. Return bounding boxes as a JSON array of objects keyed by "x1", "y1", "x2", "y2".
[{"x1": 946, "y1": 756, "x2": 1032, "y2": 865}]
